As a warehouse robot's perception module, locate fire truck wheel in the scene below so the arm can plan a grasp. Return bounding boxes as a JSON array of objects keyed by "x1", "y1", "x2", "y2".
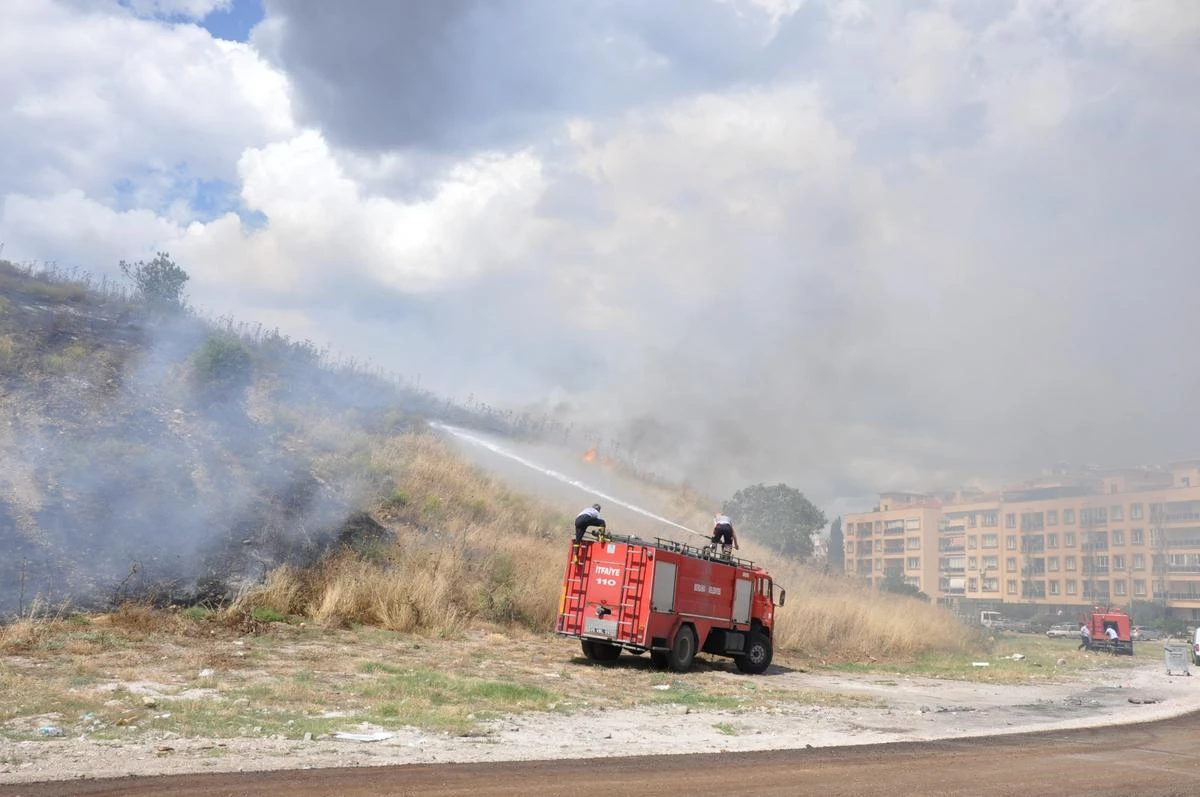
[
  {"x1": 667, "y1": 625, "x2": 697, "y2": 672},
  {"x1": 581, "y1": 639, "x2": 622, "y2": 662},
  {"x1": 650, "y1": 650, "x2": 670, "y2": 669},
  {"x1": 735, "y1": 633, "x2": 773, "y2": 674}
]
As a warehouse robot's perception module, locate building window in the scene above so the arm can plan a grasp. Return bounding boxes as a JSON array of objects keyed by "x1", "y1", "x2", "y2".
[
  {"x1": 1113, "y1": 555, "x2": 1125, "y2": 571},
  {"x1": 1007, "y1": 580, "x2": 1017, "y2": 595},
  {"x1": 906, "y1": 518, "x2": 920, "y2": 530},
  {"x1": 875, "y1": 560, "x2": 882, "y2": 571},
  {"x1": 1111, "y1": 505, "x2": 1124, "y2": 521},
  {"x1": 1049, "y1": 581, "x2": 1060, "y2": 596},
  {"x1": 1005, "y1": 513, "x2": 1016, "y2": 529},
  {"x1": 1048, "y1": 556, "x2": 1059, "y2": 572},
  {"x1": 1063, "y1": 509, "x2": 1075, "y2": 524},
  {"x1": 1065, "y1": 580, "x2": 1076, "y2": 595},
  {"x1": 982, "y1": 534, "x2": 998, "y2": 549},
  {"x1": 982, "y1": 511, "x2": 998, "y2": 527},
  {"x1": 967, "y1": 577, "x2": 977, "y2": 591},
  {"x1": 1065, "y1": 532, "x2": 1076, "y2": 547},
  {"x1": 1132, "y1": 554, "x2": 1145, "y2": 570},
  {"x1": 907, "y1": 537, "x2": 921, "y2": 550},
  {"x1": 968, "y1": 556, "x2": 977, "y2": 570},
  {"x1": 983, "y1": 555, "x2": 998, "y2": 569},
  {"x1": 1047, "y1": 510, "x2": 1058, "y2": 526},
  {"x1": 1131, "y1": 503, "x2": 1143, "y2": 520},
  {"x1": 1112, "y1": 529, "x2": 1124, "y2": 546},
  {"x1": 1006, "y1": 557, "x2": 1017, "y2": 571},
  {"x1": 1134, "y1": 580, "x2": 1147, "y2": 597},
  {"x1": 969, "y1": 513, "x2": 978, "y2": 528},
  {"x1": 982, "y1": 577, "x2": 999, "y2": 592},
  {"x1": 1006, "y1": 535, "x2": 1017, "y2": 550},
  {"x1": 1047, "y1": 533, "x2": 1058, "y2": 548},
  {"x1": 875, "y1": 541, "x2": 882, "y2": 552},
  {"x1": 1151, "y1": 528, "x2": 1162, "y2": 546},
  {"x1": 1115, "y1": 580, "x2": 1127, "y2": 596},
  {"x1": 907, "y1": 557, "x2": 920, "y2": 570},
  {"x1": 1066, "y1": 556, "x2": 1077, "y2": 572},
  {"x1": 1131, "y1": 528, "x2": 1144, "y2": 545},
  {"x1": 968, "y1": 536, "x2": 978, "y2": 550}
]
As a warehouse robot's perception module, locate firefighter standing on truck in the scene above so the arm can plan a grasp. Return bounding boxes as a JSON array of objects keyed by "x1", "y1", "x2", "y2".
[
  {"x1": 574, "y1": 503, "x2": 606, "y2": 544},
  {"x1": 712, "y1": 513, "x2": 739, "y2": 557}
]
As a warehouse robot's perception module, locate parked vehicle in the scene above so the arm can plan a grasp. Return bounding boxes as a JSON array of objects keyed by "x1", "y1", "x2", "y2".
[
  {"x1": 1046, "y1": 623, "x2": 1077, "y2": 638},
  {"x1": 557, "y1": 531, "x2": 784, "y2": 674},
  {"x1": 1192, "y1": 628, "x2": 1200, "y2": 665},
  {"x1": 1132, "y1": 626, "x2": 1162, "y2": 642},
  {"x1": 980, "y1": 610, "x2": 1003, "y2": 629}
]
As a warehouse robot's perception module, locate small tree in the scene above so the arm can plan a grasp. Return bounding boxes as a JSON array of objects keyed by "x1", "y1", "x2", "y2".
[
  {"x1": 879, "y1": 571, "x2": 930, "y2": 602},
  {"x1": 721, "y1": 483, "x2": 827, "y2": 560},
  {"x1": 120, "y1": 251, "x2": 189, "y2": 314},
  {"x1": 828, "y1": 515, "x2": 845, "y2": 574}
]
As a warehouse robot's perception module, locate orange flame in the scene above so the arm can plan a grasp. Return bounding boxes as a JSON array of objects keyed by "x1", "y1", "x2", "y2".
[{"x1": 582, "y1": 447, "x2": 597, "y2": 463}]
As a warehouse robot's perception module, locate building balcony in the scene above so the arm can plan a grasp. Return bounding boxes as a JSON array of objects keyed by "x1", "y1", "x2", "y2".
[
  {"x1": 1157, "y1": 512, "x2": 1200, "y2": 524},
  {"x1": 1154, "y1": 592, "x2": 1200, "y2": 604}
]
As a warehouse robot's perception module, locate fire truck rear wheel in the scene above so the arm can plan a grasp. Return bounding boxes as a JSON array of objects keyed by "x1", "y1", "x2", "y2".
[
  {"x1": 735, "y1": 633, "x2": 773, "y2": 674},
  {"x1": 667, "y1": 625, "x2": 697, "y2": 672},
  {"x1": 581, "y1": 639, "x2": 622, "y2": 662}
]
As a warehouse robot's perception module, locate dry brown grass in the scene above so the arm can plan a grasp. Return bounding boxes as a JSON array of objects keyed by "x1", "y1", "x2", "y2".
[{"x1": 231, "y1": 433, "x2": 564, "y2": 635}]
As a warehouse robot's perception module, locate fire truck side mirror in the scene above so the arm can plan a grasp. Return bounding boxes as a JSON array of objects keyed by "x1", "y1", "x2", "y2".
[{"x1": 775, "y1": 588, "x2": 786, "y2": 607}]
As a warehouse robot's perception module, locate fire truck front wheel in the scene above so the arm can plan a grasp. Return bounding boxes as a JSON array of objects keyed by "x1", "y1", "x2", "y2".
[
  {"x1": 735, "y1": 633, "x2": 773, "y2": 674},
  {"x1": 667, "y1": 625, "x2": 697, "y2": 672}
]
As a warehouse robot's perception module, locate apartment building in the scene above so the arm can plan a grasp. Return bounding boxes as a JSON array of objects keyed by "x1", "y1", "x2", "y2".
[{"x1": 844, "y1": 461, "x2": 1200, "y2": 620}]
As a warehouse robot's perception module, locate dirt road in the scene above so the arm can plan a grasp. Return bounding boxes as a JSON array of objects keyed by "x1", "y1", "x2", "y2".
[{"x1": 4, "y1": 711, "x2": 1199, "y2": 797}]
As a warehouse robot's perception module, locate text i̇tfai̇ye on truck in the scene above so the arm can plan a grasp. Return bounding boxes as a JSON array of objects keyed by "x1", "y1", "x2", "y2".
[{"x1": 555, "y1": 531, "x2": 786, "y2": 673}]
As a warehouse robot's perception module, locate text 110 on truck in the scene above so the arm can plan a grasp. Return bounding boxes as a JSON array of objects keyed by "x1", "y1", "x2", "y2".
[{"x1": 555, "y1": 531, "x2": 786, "y2": 673}]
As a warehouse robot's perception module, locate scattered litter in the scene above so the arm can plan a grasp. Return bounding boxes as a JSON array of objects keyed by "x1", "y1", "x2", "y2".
[
  {"x1": 333, "y1": 731, "x2": 395, "y2": 742},
  {"x1": 155, "y1": 746, "x2": 175, "y2": 757},
  {"x1": 37, "y1": 726, "x2": 64, "y2": 737},
  {"x1": 142, "y1": 696, "x2": 159, "y2": 708},
  {"x1": 652, "y1": 684, "x2": 671, "y2": 691},
  {"x1": 1006, "y1": 654, "x2": 1026, "y2": 661},
  {"x1": 198, "y1": 669, "x2": 215, "y2": 678},
  {"x1": 971, "y1": 662, "x2": 990, "y2": 667},
  {"x1": 1128, "y1": 697, "x2": 1162, "y2": 705},
  {"x1": 936, "y1": 705, "x2": 977, "y2": 713}
]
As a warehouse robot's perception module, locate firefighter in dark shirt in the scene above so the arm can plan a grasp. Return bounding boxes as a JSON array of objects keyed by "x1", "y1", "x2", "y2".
[{"x1": 712, "y1": 514, "x2": 739, "y2": 557}]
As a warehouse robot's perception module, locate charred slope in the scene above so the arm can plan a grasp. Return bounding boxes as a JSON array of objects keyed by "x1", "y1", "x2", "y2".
[{"x1": 0, "y1": 262, "x2": 406, "y2": 613}]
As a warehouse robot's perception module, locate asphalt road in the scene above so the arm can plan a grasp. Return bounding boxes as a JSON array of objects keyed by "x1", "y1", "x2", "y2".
[{"x1": 4, "y1": 711, "x2": 1199, "y2": 797}]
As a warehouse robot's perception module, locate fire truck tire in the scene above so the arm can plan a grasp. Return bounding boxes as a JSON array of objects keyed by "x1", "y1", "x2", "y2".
[
  {"x1": 650, "y1": 650, "x2": 670, "y2": 669},
  {"x1": 580, "y1": 639, "x2": 622, "y2": 662},
  {"x1": 667, "y1": 625, "x2": 697, "y2": 672},
  {"x1": 735, "y1": 633, "x2": 773, "y2": 674}
]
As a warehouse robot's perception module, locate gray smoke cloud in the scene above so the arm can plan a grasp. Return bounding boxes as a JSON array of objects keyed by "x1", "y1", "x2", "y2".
[{"x1": 254, "y1": 0, "x2": 1200, "y2": 517}]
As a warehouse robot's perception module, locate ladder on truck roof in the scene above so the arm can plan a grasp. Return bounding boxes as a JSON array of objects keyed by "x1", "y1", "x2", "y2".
[{"x1": 616, "y1": 543, "x2": 649, "y2": 642}]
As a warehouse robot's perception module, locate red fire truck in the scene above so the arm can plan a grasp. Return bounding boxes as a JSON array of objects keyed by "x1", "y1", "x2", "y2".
[
  {"x1": 555, "y1": 532, "x2": 786, "y2": 674},
  {"x1": 1082, "y1": 607, "x2": 1134, "y2": 655}
]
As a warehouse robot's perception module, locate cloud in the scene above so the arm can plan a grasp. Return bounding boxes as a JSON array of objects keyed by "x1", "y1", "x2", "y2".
[{"x1": 2, "y1": 0, "x2": 1199, "y2": 520}]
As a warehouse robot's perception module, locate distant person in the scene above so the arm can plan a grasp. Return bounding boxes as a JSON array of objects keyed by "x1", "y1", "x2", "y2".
[
  {"x1": 712, "y1": 514, "x2": 739, "y2": 557},
  {"x1": 574, "y1": 504, "x2": 606, "y2": 544},
  {"x1": 1105, "y1": 625, "x2": 1119, "y2": 651},
  {"x1": 1079, "y1": 623, "x2": 1091, "y2": 651}
]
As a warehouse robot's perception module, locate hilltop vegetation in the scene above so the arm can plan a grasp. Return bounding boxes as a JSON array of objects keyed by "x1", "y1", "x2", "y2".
[{"x1": 0, "y1": 256, "x2": 970, "y2": 662}]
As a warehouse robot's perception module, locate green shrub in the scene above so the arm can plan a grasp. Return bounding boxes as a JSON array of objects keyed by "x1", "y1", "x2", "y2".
[{"x1": 192, "y1": 335, "x2": 253, "y2": 394}]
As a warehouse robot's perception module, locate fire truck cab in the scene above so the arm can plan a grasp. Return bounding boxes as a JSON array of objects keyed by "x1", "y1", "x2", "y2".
[{"x1": 556, "y1": 532, "x2": 785, "y2": 674}]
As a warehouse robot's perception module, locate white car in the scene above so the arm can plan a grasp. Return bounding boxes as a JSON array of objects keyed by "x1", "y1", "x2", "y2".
[{"x1": 1193, "y1": 628, "x2": 1200, "y2": 665}]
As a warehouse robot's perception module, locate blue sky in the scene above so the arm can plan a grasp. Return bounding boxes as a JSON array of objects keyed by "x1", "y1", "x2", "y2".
[{"x1": 201, "y1": 0, "x2": 262, "y2": 42}]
